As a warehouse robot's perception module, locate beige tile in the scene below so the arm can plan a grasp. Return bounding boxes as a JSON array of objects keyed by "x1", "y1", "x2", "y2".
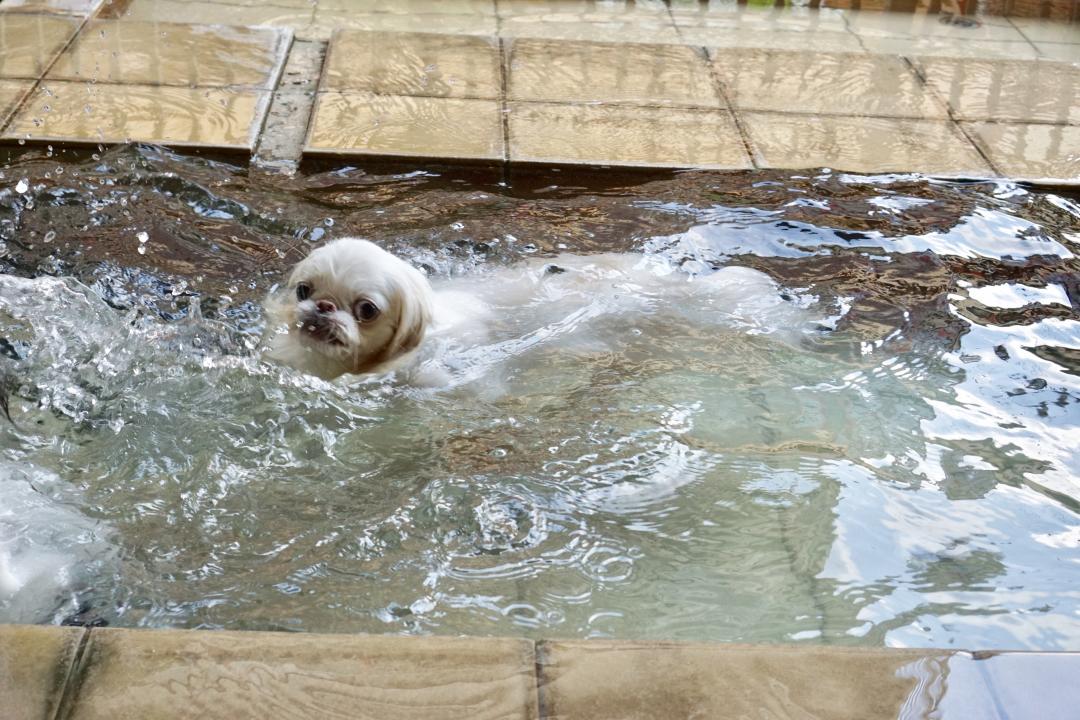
[
  {"x1": 119, "y1": 0, "x2": 314, "y2": 30},
  {"x1": 67, "y1": 628, "x2": 537, "y2": 720},
  {"x1": 1036, "y1": 42, "x2": 1080, "y2": 63},
  {"x1": 670, "y1": 5, "x2": 849, "y2": 33},
  {"x1": 1011, "y1": 18, "x2": 1080, "y2": 44},
  {"x1": 6, "y1": 81, "x2": 269, "y2": 149},
  {"x1": 846, "y1": 9, "x2": 1025, "y2": 41},
  {"x1": 539, "y1": 641, "x2": 948, "y2": 720},
  {"x1": 0, "y1": 79, "x2": 33, "y2": 128},
  {"x1": 323, "y1": 31, "x2": 500, "y2": 99},
  {"x1": 863, "y1": 36, "x2": 1040, "y2": 60},
  {"x1": 508, "y1": 40, "x2": 719, "y2": 108},
  {"x1": 713, "y1": 49, "x2": 947, "y2": 119},
  {"x1": 306, "y1": 92, "x2": 503, "y2": 161},
  {"x1": 303, "y1": 11, "x2": 496, "y2": 42},
  {"x1": 500, "y1": 16, "x2": 681, "y2": 45},
  {"x1": 916, "y1": 58, "x2": 1080, "y2": 124},
  {"x1": 0, "y1": 14, "x2": 80, "y2": 79},
  {"x1": 508, "y1": 101, "x2": 750, "y2": 169},
  {"x1": 742, "y1": 112, "x2": 992, "y2": 175},
  {"x1": 48, "y1": 20, "x2": 289, "y2": 89},
  {"x1": 964, "y1": 121, "x2": 1080, "y2": 179},
  {"x1": 0, "y1": 0, "x2": 102, "y2": 14},
  {"x1": 499, "y1": 0, "x2": 669, "y2": 17},
  {"x1": 316, "y1": 0, "x2": 495, "y2": 14},
  {"x1": 0, "y1": 624, "x2": 85, "y2": 720},
  {"x1": 680, "y1": 25, "x2": 864, "y2": 53}
]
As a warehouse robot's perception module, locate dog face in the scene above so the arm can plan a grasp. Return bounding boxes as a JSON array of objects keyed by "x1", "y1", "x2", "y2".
[{"x1": 264, "y1": 238, "x2": 433, "y2": 379}]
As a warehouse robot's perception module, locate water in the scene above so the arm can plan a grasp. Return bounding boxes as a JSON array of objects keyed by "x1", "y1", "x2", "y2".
[{"x1": 0, "y1": 144, "x2": 1078, "y2": 649}]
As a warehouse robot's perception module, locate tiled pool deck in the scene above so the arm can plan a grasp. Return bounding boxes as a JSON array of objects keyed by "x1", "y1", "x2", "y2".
[
  {"x1": 0, "y1": 0, "x2": 1078, "y2": 177},
  {"x1": 3, "y1": 624, "x2": 1080, "y2": 719}
]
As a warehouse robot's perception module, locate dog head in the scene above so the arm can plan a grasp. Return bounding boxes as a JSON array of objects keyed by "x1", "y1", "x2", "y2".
[{"x1": 264, "y1": 238, "x2": 433, "y2": 379}]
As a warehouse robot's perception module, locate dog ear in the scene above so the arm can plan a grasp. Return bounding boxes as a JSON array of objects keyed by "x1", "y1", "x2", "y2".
[{"x1": 364, "y1": 264, "x2": 432, "y2": 371}]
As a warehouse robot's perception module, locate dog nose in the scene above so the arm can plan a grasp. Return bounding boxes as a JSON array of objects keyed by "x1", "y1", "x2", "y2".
[{"x1": 315, "y1": 300, "x2": 336, "y2": 314}]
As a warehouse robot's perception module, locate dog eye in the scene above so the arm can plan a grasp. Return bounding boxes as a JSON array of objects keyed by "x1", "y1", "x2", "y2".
[
  {"x1": 353, "y1": 299, "x2": 380, "y2": 323},
  {"x1": 295, "y1": 282, "x2": 312, "y2": 301}
]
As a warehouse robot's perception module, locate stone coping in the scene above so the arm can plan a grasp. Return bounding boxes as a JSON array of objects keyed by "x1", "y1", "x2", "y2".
[
  {"x1": 0, "y1": 3, "x2": 1078, "y2": 177},
  {"x1": 2, "y1": 623, "x2": 1079, "y2": 719}
]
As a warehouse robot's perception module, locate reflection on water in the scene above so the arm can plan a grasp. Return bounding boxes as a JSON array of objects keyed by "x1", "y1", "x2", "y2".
[{"x1": 0, "y1": 145, "x2": 1078, "y2": 649}]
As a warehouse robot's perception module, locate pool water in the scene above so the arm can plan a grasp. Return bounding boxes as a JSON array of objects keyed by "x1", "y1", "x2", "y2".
[{"x1": 1, "y1": 145, "x2": 1078, "y2": 649}]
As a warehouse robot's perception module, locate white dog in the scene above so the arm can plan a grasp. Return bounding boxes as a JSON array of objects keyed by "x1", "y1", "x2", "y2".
[{"x1": 263, "y1": 237, "x2": 812, "y2": 382}]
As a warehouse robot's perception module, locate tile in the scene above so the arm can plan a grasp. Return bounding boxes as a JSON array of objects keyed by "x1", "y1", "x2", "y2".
[
  {"x1": 66, "y1": 628, "x2": 537, "y2": 720},
  {"x1": 498, "y1": 0, "x2": 669, "y2": 17},
  {"x1": 306, "y1": 92, "x2": 503, "y2": 161},
  {"x1": 316, "y1": 0, "x2": 495, "y2": 14},
  {"x1": 323, "y1": 31, "x2": 500, "y2": 99},
  {"x1": 0, "y1": 624, "x2": 85, "y2": 720},
  {"x1": 1036, "y1": 42, "x2": 1080, "y2": 63},
  {"x1": 742, "y1": 112, "x2": 992, "y2": 175},
  {"x1": 538, "y1": 641, "x2": 947, "y2": 720},
  {"x1": 846, "y1": 9, "x2": 1026, "y2": 41},
  {"x1": 48, "y1": 20, "x2": 290, "y2": 89},
  {"x1": 0, "y1": 13, "x2": 81, "y2": 79},
  {"x1": 680, "y1": 25, "x2": 865, "y2": 53},
  {"x1": 0, "y1": 79, "x2": 34, "y2": 128},
  {"x1": 964, "y1": 121, "x2": 1080, "y2": 179},
  {"x1": 713, "y1": 49, "x2": 947, "y2": 119},
  {"x1": 862, "y1": 36, "x2": 1040, "y2": 60},
  {"x1": 670, "y1": 5, "x2": 849, "y2": 33},
  {"x1": 0, "y1": 0, "x2": 102, "y2": 14},
  {"x1": 119, "y1": 0, "x2": 314, "y2": 30},
  {"x1": 1011, "y1": 18, "x2": 1080, "y2": 44},
  {"x1": 949, "y1": 652, "x2": 1080, "y2": 720},
  {"x1": 507, "y1": 102, "x2": 751, "y2": 169},
  {"x1": 5, "y1": 81, "x2": 269, "y2": 149},
  {"x1": 303, "y1": 11, "x2": 497, "y2": 42},
  {"x1": 508, "y1": 39, "x2": 719, "y2": 108},
  {"x1": 499, "y1": 16, "x2": 681, "y2": 44},
  {"x1": 916, "y1": 58, "x2": 1080, "y2": 124}
]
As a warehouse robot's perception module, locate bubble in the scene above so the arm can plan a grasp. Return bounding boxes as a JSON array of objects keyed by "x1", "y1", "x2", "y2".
[
  {"x1": 15, "y1": 179, "x2": 28, "y2": 194},
  {"x1": 136, "y1": 231, "x2": 148, "y2": 243},
  {"x1": 44, "y1": 231, "x2": 56, "y2": 243}
]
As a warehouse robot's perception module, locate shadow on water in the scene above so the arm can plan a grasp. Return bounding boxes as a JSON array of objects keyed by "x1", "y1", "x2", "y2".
[{"x1": 0, "y1": 144, "x2": 1078, "y2": 648}]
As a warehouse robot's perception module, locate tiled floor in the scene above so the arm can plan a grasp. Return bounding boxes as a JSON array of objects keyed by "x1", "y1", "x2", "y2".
[
  {"x1": 3, "y1": 624, "x2": 1080, "y2": 720},
  {"x1": 0, "y1": 1, "x2": 1078, "y2": 177}
]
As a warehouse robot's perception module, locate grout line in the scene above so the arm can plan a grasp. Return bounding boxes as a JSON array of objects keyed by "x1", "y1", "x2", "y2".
[
  {"x1": 534, "y1": 639, "x2": 550, "y2": 720},
  {"x1": 1006, "y1": 16, "x2": 1043, "y2": 55},
  {"x1": 497, "y1": 35, "x2": 511, "y2": 168},
  {"x1": 701, "y1": 46, "x2": 758, "y2": 169},
  {"x1": 902, "y1": 55, "x2": 1002, "y2": 176},
  {"x1": 50, "y1": 627, "x2": 93, "y2": 720}
]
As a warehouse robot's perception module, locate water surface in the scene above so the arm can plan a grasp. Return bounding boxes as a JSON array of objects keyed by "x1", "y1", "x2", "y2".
[{"x1": 1, "y1": 145, "x2": 1078, "y2": 649}]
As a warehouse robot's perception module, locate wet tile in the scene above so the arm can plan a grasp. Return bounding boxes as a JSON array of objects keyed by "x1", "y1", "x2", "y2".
[
  {"x1": 48, "y1": 21, "x2": 290, "y2": 89},
  {"x1": 916, "y1": 58, "x2": 1080, "y2": 124},
  {"x1": 0, "y1": 80, "x2": 33, "y2": 129},
  {"x1": 5, "y1": 81, "x2": 269, "y2": 149},
  {"x1": 670, "y1": 5, "x2": 849, "y2": 33},
  {"x1": 323, "y1": 31, "x2": 500, "y2": 99},
  {"x1": 499, "y1": 0, "x2": 668, "y2": 17},
  {"x1": 500, "y1": 16, "x2": 680, "y2": 44},
  {"x1": 507, "y1": 102, "x2": 750, "y2": 169},
  {"x1": 0, "y1": 13, "x2": 80, "y2": 79},
  {"x1": 119, "y1": 0, "x2": 314, "y2": 30},
  {"x1": 679, "y1": 25, "x2": 864, "y2": 53},
  {"x1": 316, "y1": 0, "x2": 495, "y2": 14},
  {"x1": 713, "y1": 49, "x2": 947, "y2": 119},
  {"x1": 1036, "y1": 42, "x2": 1080, "y2": 63},
  {"x1": 742, "y1": 112, "x2": 992, "y2": 175},
  {"x1": 1011, "y1": 18, "x2": 1080, "y2": 44},
  {"x1": 862, "y1": 36, "x2": 1039, "y2": 60},
  {"x1": 304, "y1": 11, "x2": 496, "y2": 42},
  {"x1": 306, "y1": 92, "x2": 503, "y2": 161},
  {"x1": 508, "y1": 40, "x2": 719, "y2": 108},
  {"x1": 0, "y1": 624, "x2": 85, "y2": 720},
  {"x1": 964, "y1": 121, "x2": 1080, "y2": 179},
  {"x1": 66, "y1": 628, "x2": 537, "y2": 720},
  {"x1": 538, "y1": 641, "x2": 947, "y2": 720},
  {"x1": 0, "y1": 0, "x2": 102, "y2": 14},
  {"x1": 846, "y1": 9, "x2": 1026, "y2": 41},
  {"x1": 947, "y1": 652, "x2": 1080, "y2": 719}
]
